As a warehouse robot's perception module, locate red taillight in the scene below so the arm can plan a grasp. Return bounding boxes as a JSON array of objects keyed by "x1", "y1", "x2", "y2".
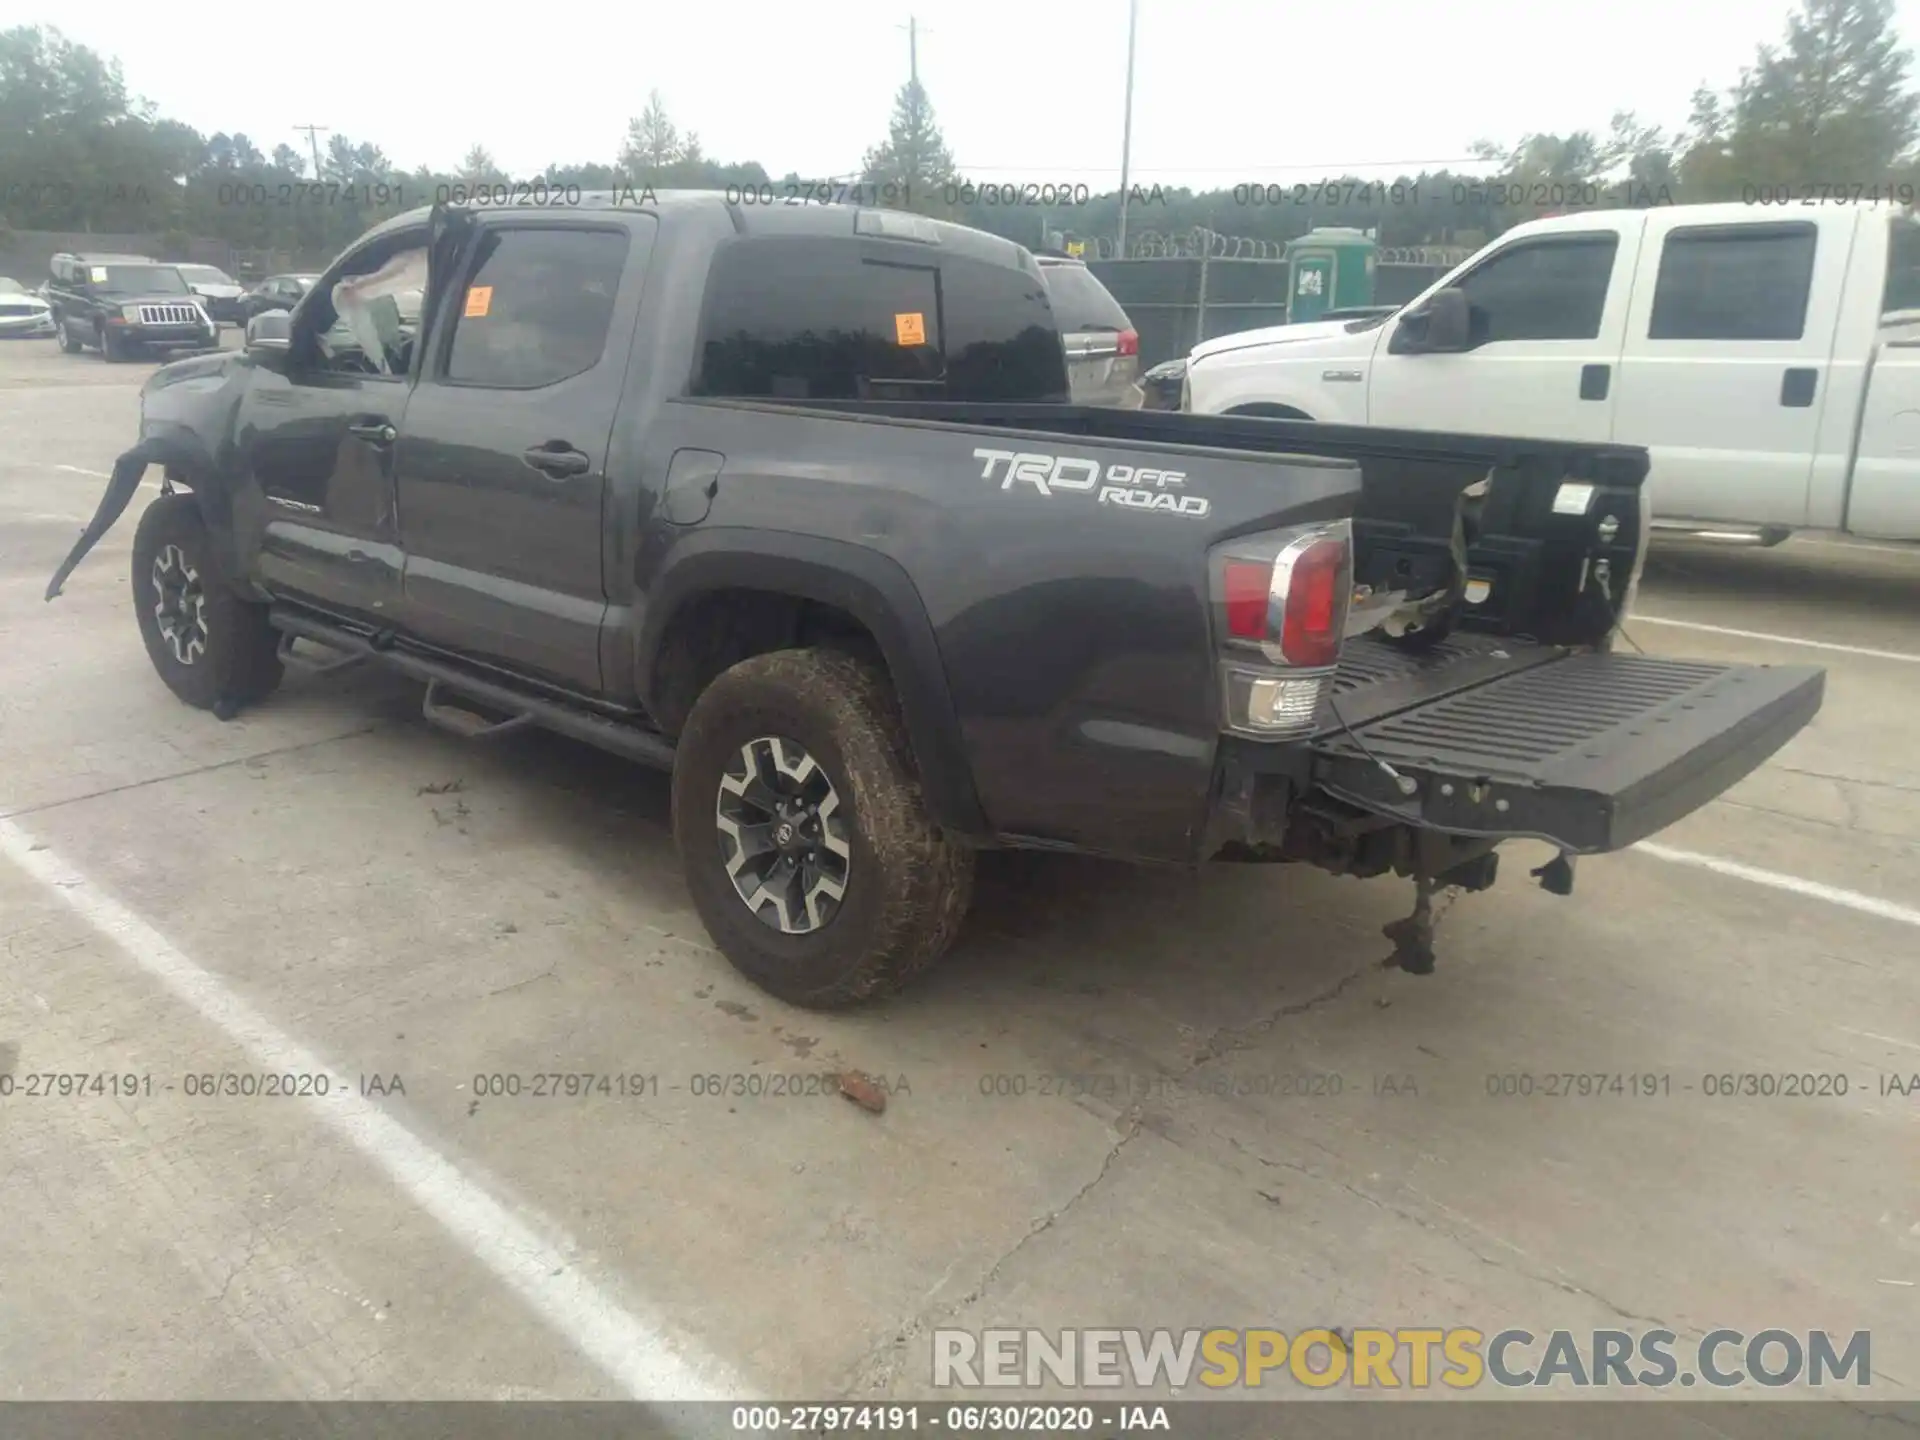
[
  {"x1": 1223, "y1": 560, "x2": 1272, "y2": 639},
  {"x1": 1278, "y1": 538, "x2": 1349, "y2": 667},
  {"x1": 1116, "y1": 329, "x2": 1139, "y2": 357}
]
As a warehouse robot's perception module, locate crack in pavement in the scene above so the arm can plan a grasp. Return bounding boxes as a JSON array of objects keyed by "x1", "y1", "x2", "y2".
[
  {"x1": 1186, "y1": 962, "x2": 1374, "y2": 1069},
  {"x1": 0, "y1": 724, "x2": 388, "y2": 822},
  {"x1": 842, "y1": 1113, "x2": 1146, "y2": 1397},
  {"x1": 1216, "y1": 1132, "x2": 1678, "y2": 1333},
  {"x1": 1777, "y1": 764, "x2": 1920, "y2": 797}
]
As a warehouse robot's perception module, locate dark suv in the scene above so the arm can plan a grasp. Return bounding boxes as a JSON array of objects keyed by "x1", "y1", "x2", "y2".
[{"x1": 47, "y1": 253, "x2": 219, "y2": 361}]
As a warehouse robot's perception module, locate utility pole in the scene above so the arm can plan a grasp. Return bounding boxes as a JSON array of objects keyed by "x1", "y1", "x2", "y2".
[
  {"x1": 1115, "y1": 0, "x2": 1140, "y2": 256},
  {"x1": 293, "y1": 124, "x2": 329, "y2": 180},
  {"x1": 896, "y1": 16, "x2": 930, "y2": 87}
]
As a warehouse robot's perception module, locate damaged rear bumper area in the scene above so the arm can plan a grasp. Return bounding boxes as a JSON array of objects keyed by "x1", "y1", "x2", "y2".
[{"x1": 1204, "y1": 632, "x2": 1825, "y2": 972}]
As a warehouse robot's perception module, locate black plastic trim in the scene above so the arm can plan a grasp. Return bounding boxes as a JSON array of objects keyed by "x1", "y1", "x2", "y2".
[{"x1": 639, "y1": 530, "x2": 990, "y2": 840}]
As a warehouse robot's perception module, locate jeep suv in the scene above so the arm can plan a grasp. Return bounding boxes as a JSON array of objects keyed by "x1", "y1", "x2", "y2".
[{"x1": 47, "y1": 253, "x2": 220, "y2": 362}]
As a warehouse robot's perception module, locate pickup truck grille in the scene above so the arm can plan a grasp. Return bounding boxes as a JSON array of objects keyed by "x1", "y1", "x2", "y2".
[{"x1": 137, "y1": 304, "x2": 200, "y2": 325}]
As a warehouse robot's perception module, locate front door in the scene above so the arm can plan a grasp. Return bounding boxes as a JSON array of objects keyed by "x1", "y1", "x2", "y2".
[
  {"x1": 1366, "y1": 221, "x2": 1644, "y2": 443},
  {"x1": 392, "y1": 215, "x2": 656, "y2": 694},
  {"x1": 1609, "y1": 212, "x2": 1845, "y2": 528},
  {"x1": 240, "y1": 367, "x2": 407, "y2": 624},
  {"x1": 239, "y1": 237, "x2": 430, "y2": 624}
]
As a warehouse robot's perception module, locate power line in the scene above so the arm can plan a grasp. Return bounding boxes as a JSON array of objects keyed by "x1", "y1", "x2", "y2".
[{"x1": 946, "y1": 156, "x2": 1493, "y2": 175}]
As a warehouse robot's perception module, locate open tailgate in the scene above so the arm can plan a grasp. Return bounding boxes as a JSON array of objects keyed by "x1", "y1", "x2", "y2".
[{"x1": 1311, "y1": 637, "x2": 1825, "y2": 854}]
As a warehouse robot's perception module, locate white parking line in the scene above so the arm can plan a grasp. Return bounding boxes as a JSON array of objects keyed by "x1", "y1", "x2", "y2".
[
  {"x1": 1636, "y1": 841, "x2": 1920, "y2": 929},
  {"x1": 0, "y1": 815, "x2": 750, "y2": 1404},
  {"x1": 1786, "y1": 536, "x2": 1920, "y2": 558},
  {"x1": 1632, "y1": 615, "x2": 1920, "y2": 664}
]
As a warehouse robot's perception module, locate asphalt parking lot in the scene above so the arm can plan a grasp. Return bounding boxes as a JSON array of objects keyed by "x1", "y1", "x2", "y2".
[{"x1": 1, "y1": 333, "x2": 1916, "y2": 1418}]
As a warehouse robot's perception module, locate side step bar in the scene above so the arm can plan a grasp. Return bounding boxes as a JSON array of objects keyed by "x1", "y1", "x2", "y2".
[
  {"x1": 268, "y1": 610, "x2": 677, "y2": 772},
  {"x1": 421, "y1": 681, "x2": 536, "y2": 741}
]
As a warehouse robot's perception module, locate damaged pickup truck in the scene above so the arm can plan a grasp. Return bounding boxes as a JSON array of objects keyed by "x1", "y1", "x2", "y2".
[{"x1": 46, "y1": 194, "x2": 1826, "y2": 1007}]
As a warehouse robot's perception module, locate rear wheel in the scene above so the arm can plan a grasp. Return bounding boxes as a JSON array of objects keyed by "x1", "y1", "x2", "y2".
[
  {"x1": 671, "y1": 648, "x2": 974, "y2": 1009},
  {"x1": 130, "y1": 495, "x2": 283, "y2": 714}
]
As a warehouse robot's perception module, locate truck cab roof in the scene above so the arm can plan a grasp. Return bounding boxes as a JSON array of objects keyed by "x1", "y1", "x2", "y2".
[{"x1": 360, "y1": 190, "x2": 1040, "y2": 273}]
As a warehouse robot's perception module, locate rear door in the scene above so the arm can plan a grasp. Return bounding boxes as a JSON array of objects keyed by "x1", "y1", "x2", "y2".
[
  {"x1": 1846, "y1": 213, "x2": 1920, "y2": 539},
  {"x1": 392, "y1": 214, "x2": 655, "y2": 693},
  {"x1": 1365, "y1": 221, "x2": 1643, "y2": 441},
  {"x1": 1609, "y1": 212, "x2": 1843, "y2": 527}
]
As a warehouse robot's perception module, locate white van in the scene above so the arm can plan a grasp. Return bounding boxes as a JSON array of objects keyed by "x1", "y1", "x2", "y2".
[{"x1": 1184, "y1": 201, "x2": 1920, "y2": 543}]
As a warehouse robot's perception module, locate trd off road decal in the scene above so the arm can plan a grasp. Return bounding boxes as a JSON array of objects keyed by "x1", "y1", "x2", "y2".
[{"x1": 971, "y1": 448, "x2": 1212, "y2": 519}]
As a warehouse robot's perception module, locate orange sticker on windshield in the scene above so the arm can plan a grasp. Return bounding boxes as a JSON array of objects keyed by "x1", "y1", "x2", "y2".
[
  {"x1": 894, "y1": 311, "x2": 926, "y2": 346},
  {"x1": 464, "y1": 285, "x2": 493, "y2": 318}
]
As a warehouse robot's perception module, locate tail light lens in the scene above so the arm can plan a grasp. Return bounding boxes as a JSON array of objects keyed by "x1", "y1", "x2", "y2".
[
  {"x1": 1211, "y1": 520, "x2": 1354, "y2": 739},
  {"x1": 1276, "y1": 535, "x2": 1348, "y2": 668},
  {"x1": 1222, "y1": 560, "x2": 1272, "y2": 639},
  {"x1": 1116, "y1": 329, "x2": 1139, "y2": 357}
]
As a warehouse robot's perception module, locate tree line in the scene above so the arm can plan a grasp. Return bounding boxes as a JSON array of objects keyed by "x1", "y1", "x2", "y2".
[{"x1": 2, "y1": 0, "x2": 1916, "y2": 270}]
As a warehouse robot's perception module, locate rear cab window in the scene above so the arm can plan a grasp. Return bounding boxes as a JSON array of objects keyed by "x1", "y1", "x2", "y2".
[{"x1": 692, "y1": 234, "x2": 1069, "y2": 402}]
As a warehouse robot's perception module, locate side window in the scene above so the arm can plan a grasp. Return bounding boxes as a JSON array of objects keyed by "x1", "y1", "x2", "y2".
[
  {"x1": 443, "y1": 227, "x2": 629, "y2": 389},
  {"x1": 289, "y1": 236, "x2": 429, "y2": 379},
  {"x1": 1885, "y1": 216, "x2": 1920, "y2": 315},
  {"x1": 694, "y1": 237, "x2": 943, "y2": 400},
  {"x1": 1647, "y1": 223, "x2": 1816, "y2": 341},
  {"x1": 1455, "y1": 235, "x2": 1619, "y2": 344},
  {"x1": 691, "y1": 235, "x2": 1069, "y2": 402},
  {"x1": 940, "y1": 256, "x2": 1071, "y2": 401}
]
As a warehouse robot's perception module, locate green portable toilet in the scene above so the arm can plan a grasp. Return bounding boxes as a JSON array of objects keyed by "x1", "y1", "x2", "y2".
[{"x1": 1284, "y1": 227, "x2": 1377, "y2": 323}]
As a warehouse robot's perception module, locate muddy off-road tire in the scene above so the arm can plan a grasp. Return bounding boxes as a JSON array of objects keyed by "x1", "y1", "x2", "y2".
[
  {"x1": 131, "y1": 494, "x2": 283, "y2": 715},
  {"x1": 672, "y1": 647, "x2": 975, "y2": 1009}
]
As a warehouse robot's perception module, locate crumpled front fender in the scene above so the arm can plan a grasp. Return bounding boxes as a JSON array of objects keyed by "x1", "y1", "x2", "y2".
[{"x1": 44, "y1": 444, "x2": 157, "y2": 601}]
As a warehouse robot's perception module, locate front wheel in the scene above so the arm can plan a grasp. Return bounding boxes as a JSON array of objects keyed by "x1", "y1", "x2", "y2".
[
  {"x1": 57, "y1": 319, "x2": 83, "y2": 354},
  {"x1": 671, "y1": 648, "x2": 975, "y2": 1009},
  {"x1": 130, "y1": 494, "x2": 284, "y2": 714}
]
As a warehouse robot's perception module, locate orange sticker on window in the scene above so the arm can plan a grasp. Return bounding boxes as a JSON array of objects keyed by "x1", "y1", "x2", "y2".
[
  {"x1": 894, "y1": 311, "x2": 926, "y2": 346},
  {"x1": 464, "y1": 285, "x2": 493, "y2": 318}
]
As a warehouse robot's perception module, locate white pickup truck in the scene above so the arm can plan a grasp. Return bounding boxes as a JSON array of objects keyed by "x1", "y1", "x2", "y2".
[{"x1": 1184, "y1": 200, "x2": 1920, "y2": 544}]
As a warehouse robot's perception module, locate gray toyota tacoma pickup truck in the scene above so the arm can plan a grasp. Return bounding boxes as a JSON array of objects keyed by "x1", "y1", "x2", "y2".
[{"x1": 46, "y1": 194, "x2": 1825, "y2": 1008}]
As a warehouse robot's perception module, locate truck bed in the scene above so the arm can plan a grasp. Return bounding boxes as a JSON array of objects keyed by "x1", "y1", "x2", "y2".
[
  {"x1": 1312, "y1": 634, "x2": 1825, "y2": 853},
  {"x1": 734, "y1": 398, "x2": 1650, "y2": 650}
]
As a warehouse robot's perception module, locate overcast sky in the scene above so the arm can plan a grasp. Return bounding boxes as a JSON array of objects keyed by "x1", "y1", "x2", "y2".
[{"x1": 34, "y1": 0, "x2": 1920, "y2": 188}]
